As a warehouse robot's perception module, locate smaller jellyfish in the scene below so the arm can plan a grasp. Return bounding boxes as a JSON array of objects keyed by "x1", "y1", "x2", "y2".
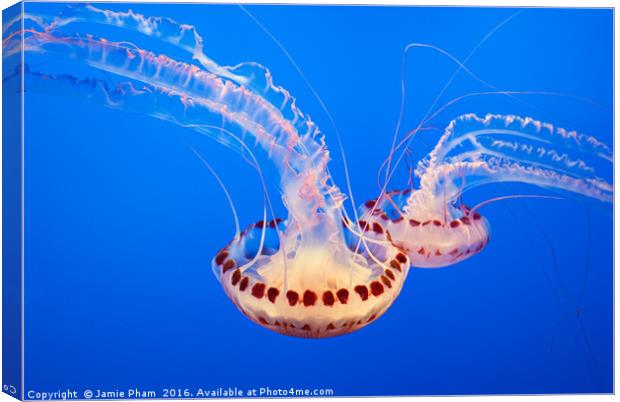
[
  {"x1": 361, "y1": 189, "x2": 490, "y2": 268},
  {"x1": 6, "y1": 5, "x2": 411, "y2": 337},
  {"x1": 361, "y1": 113, "x2": 612, "y2": 268}
]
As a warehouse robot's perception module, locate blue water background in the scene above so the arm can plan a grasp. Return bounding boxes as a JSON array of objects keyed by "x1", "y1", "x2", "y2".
[{"x1": 22, "y1": 3, "x2": 613, "y2": 395}]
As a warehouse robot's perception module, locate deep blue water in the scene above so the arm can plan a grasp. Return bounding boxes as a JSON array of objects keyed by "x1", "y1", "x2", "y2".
[{"x1": 20, "y1": 3, "x2": 612, "y2": 396}]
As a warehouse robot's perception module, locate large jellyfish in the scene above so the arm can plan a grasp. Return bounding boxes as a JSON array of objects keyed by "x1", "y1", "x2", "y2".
[
  {"x1": 4, "y1": 5, "x2": 410, "y2": 338},
  {"x1": 359, "y1": 45, "x2": 613, "y2": 268}
]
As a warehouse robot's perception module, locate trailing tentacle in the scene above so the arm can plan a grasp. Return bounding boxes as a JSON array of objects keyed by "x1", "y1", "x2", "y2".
[
  {"x1": 6, "y1": 26, "x2": 346, "y2": 233},
  {"x1": 19, "y1": 4, "x2": 334, "y2": 188},
  {"x1": 410, "y1": 113, "x2": 612, "y2": 216}
]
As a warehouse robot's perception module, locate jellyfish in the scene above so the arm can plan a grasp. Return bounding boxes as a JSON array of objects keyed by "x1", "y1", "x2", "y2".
[
  {"x1": 343, "y1": 24, "x2": 613, "y2": 269},
  {"x1": 360, "y1": 111, "x2": 612, "y2": 268},
  {"x1": 4, "y1": 5, "x2": 411, "y2": 338}
]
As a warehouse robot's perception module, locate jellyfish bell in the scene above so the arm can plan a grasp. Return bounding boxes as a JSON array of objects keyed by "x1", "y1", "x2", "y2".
[
  {"x1": 204, "y1": 130, "x2": 412, "y2": 338},
  {"x1": 213, "y1": 212, "x2": 410, "y2": 338},
  {"x1": 361, "y1": 189, "x2": 490, "y2": 268}
]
